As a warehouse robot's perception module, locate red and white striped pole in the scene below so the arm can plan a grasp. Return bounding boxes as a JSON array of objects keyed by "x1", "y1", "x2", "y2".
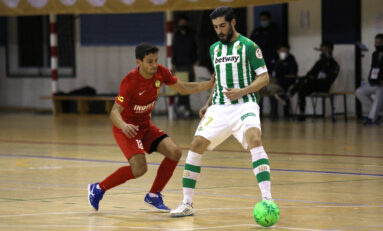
[
  {"x1": 166, "y1": 10, "x2": 175, "y2": 120},
  {"x1": 50, "y1": 14, "x2": 58, "y2": 95}
]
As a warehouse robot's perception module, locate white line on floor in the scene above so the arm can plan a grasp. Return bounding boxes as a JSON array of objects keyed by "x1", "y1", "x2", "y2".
[{"x1": 0, "y1": 224, "x2": 323, "y2": 231}]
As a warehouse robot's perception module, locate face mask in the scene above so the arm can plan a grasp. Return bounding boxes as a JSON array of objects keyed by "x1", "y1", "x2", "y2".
[
  {"x1": 376, "y1": 45, "x2": 383, "y2": 52},
  {"x1": 279, "y1": 52, "x2": 287, "y2": 60},
  {"x1": 260, "y1": 20, "x2": 270, "y2": 28},
  {"x1": 321, "y1": 52, "x2": 331, "y2": 59},
  {"x1": 178, "y1": 25, "x2": 189, "y2": 32}
]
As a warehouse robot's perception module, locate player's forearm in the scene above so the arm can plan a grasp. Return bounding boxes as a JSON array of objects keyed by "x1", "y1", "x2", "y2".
[
  {"x1": 110, "y1": 107, "x2": 126, "y2": 129},
  {"x1": 181, "y1": 81, "x2": 212, "y2": 95},
  {"x1": 241, "y1": 72, "x2": 270, "y2": 95}
]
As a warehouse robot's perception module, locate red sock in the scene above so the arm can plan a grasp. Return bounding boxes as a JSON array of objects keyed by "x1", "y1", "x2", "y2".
[
  {"x1": 99, "y1": 166, "x2": 135, "y2": 191},
  {"x1": 150, "y1": 158, "x2": 178, "y2": 193}
]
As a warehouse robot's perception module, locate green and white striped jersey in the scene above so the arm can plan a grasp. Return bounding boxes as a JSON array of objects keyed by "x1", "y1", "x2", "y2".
[{"x1": 210, "y1": 34, "x2": 268, "y2": 105}]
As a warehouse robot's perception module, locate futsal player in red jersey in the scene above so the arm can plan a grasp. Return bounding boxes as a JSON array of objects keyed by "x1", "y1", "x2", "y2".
[{"x1": 88, "y1": 43, "x2": 215, "y2": 212}]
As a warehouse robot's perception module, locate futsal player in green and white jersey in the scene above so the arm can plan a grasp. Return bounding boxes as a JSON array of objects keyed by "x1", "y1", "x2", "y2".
[{"x1": 170, "y1": 6, "x2": 272, "y2": 217}]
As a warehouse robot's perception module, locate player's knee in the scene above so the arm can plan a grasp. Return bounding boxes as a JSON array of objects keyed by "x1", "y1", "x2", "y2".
[
  {"x1": 355, "y1": 87, "x2": 363, "y2": 98},
  {"x1": 174, "y1": 147, "x2": 182, "y2": 161},
  {"x1": 247, "y1": 132, "x2": 262, "y2": 147},
  {"x1": 132, "y1": 165, "x2": 147, "y2": 178},
  {"x1": 169, "y1": 146, "x2": 182, "y2": 161},
  {"x1": 190, "y1": 140, "x2": 199, "y2": 151},
  {"x1": 190, "y1": 136, "x2": 209, "y2": 153}
]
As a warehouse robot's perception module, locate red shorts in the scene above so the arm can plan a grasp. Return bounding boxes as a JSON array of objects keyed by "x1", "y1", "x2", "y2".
[{"x1": 113, "y1": 123, "x2": 167, "y2": 160}]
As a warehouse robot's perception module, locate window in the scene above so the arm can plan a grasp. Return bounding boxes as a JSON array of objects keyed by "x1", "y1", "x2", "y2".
[
  {"x1": 322, "y1": 0, "x2": 359, "y2": 44},
  {"x1": 6, "y1": 15, "x2": 75, "y2": 77},
  {"x1": 80, "y1": 13, "x2": 164, "y2": 46}
]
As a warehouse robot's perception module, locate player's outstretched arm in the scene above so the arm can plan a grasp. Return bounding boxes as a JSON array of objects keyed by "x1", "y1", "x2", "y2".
[
  {"x1": 169, "y1": 73, "x2": 215, "y2": 95},
  {"x1": 224, "y1": 72, "x2": 270, "y2": 101},
  {"x1": 110, "y1": 103, "x2": 139, "y2": 138}
]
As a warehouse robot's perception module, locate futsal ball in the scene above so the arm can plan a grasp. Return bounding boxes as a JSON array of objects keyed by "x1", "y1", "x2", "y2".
[{"x1": 253, "y1": 200, "x2": 280, "y2": 227}]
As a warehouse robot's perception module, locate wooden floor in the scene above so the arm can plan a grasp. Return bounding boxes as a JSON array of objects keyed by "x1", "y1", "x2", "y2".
[{"x1": 0, "y1": 112, "x2": 382, "y2": 231}]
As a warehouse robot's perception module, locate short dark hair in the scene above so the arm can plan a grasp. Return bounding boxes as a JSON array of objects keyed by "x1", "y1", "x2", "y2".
[
  {"x1": 177, "y1": 14, "x2": 189, "y2": 24},
  {"x1": 135, "y1": 43, "x2": 159, "y2": 60},
  {"x1": 260, "y1": 11, "x2": 271, "y2": 19},
  {"x1": 279, "y1": 43, "x2": 290, "y2": 50},
  {"x1": 209, "y1": 6, "x2": 235, "y2": 23},
  {"x1": 376, "y1": 33, "x2": 383, "y2": 40}
]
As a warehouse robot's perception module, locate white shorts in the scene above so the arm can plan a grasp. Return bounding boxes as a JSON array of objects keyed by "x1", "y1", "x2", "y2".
[{"x1": 195, "y1": 102, "x2": 261, "y2": 150}]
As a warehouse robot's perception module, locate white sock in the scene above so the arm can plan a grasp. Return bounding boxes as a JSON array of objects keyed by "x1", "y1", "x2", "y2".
[
  {"x1": 182, "y1": 151, "x2": 202, "y2": 204},
  {"x1": 250, "y1": 146, "x2": 272, "y2": 200}
]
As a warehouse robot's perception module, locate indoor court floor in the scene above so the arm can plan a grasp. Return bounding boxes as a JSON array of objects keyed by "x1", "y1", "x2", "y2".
[{"x1": 0, "y1": 112, "x2": 382, "y2": 230}]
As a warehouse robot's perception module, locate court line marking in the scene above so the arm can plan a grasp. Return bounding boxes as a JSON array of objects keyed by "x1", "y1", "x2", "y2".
[
  {"x1": 323, "y1": 167, "x2": 383, "y2": 173},
  {"x1": 3, "y1": 224, "x2": 381, "y2": 231},
  {"x1": 278, "y1": 205, "x2": 383, "y2": 208},
  {"x1": 0, "y1": 208, "x2": 381, "y2": 230},
  {"x1": 0, "y1": 188, "x2": 381, "y2": 208},
  {"x1": 320, "y1": 225, "x2": 383, "y2": 231},
  {"x1": 1, "y1": 203, "x2": 382, "y2": 218},
  {"x1": 0, "y1": 224, "x2": 322, "y2": 231},
  {"x1": 0, "y1": 163, "x2": 108, "y2": 172},
  {"x1": 1, "y1": 183, "x2": 382, "y2": 208},
  {"x1": 0, "y1": 139, "x2": 382, "y2": 159},
  {"x1": 0, "y1": 210, "x2": 145, "y2": 218},
  {"x1": 197, "y1": 205, "x2": 383, "y2": 210},
  {"x1": 1, "y1": 153, "x2": 383, "y2": 177},
  {"x1": 194, "y1": 192, "x2": 383, "y2": 207},
  {"x1": 0, "y1": 178, "x2": 379, "y2": 194}
]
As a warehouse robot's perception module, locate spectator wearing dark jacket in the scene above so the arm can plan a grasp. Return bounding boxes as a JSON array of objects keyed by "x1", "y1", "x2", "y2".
[
  {"x1": 273, "y1": 44, "x2": 298, "y2": 91},
  {"x1": 289, "y1": 41, "x2": 340, "y2": 121},
  {"x1": 250, "y1": 11, "x2": 279, "y2": 68},
  {"x1": 261, "y1": 44, "x2": 298, "y2": 119}
]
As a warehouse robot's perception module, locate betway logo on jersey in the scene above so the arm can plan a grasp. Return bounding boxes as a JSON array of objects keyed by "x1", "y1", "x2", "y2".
[
  {"x1": 134, "y1": 101, "x2": 155, "y2": 114},
  {"x1": 215, "y1": 55, "x2": 240, "y2": 65}
]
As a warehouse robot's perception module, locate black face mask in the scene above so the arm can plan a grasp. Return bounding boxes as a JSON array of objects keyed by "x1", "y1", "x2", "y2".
[
  {"x1": 320, "y1": 53, "x2": 331, "y2": 60},
  {"x1": 178, "y1": 25, "x2": 189, "y2": 32},
  {"x1": 376, "y1": 45, "x2": 383, "y2": 52}
]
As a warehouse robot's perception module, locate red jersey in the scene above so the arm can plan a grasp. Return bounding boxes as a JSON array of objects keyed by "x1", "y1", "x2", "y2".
[{"x1": 115, "y1": 64, "x2": 178, "y2": 125}]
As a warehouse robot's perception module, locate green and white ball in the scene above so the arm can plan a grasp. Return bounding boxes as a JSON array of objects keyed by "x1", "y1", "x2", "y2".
[{"x1": 253, "y1": 200, "x2": 280, "y2": 227}]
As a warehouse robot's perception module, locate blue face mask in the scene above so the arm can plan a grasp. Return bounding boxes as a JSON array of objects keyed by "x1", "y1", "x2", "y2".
[{"x1": 260, "y1": 20, "x2": 270, "y2": 28}]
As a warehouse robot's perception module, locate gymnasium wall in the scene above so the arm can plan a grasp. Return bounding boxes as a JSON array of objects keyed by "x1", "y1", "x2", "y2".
[
  {"x1": 287, "y1": 0, "x2": 383, "y2": 116},
  {"x1": 288, "y1": 0, "x2": 326, "y2": 115},
  {"x1": 0, "y1": 14, "x2": 167, "y2": 110},
  {"x1": 0, "y1": 0, "x2": 382, "y2": 115},
  {"x1": 0, "y1": 46, "x2": 166, "y2": 110},
  {"x1": 288, "y1": 0, "x2": 322, "y2": 79}
]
